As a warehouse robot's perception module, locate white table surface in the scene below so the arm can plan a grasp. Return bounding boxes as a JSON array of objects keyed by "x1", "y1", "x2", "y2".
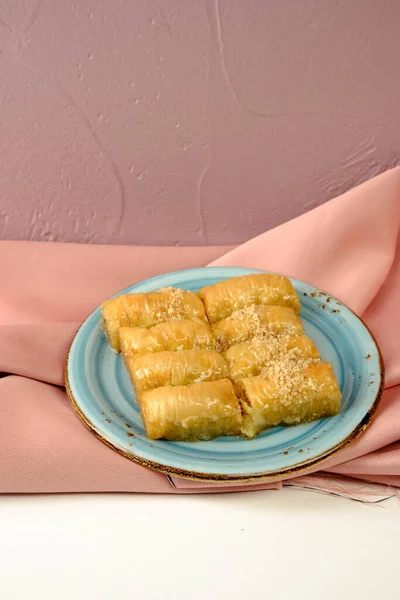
[{"x1": 0, "y1": 488, "x2": 398, "y2": 600}]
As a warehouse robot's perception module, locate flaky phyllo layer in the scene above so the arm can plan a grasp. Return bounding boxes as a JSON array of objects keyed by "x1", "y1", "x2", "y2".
[{"x1": 101, "y1": 275, "x2": 341, "y2": 441}]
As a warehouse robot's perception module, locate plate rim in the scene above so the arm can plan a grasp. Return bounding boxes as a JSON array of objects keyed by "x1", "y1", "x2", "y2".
[{"x1": 65, "y1": 267, "x2": 385, "y2": 483}]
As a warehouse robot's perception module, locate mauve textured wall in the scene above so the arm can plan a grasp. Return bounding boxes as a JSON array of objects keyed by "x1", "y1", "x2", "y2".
[{"x1": 0, "y1": 1, "x2": 399, "y2": 245}]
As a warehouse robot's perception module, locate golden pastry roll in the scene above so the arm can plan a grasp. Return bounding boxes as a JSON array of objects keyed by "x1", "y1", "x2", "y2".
[
  {"x1": 198, "y1": 273, "x2": 301, "y2": 324},
  {"x1": 119, "y1": 319, "x2": 217, "y2": 357},
  {"x1": 224, "y1": 334, "x2": 320, "y2": 380},
  {"x1": 101, "y1": 287, "x2": 207, "y2": 351},
  {"x1": 140, "y1": 379, "x2": 242, "y2": 441},
  {"x1": 126, "y1": 349, "x2": 229, "y2": 397},
  {"x1": 212, "y1": 305, "x2": 303, "y2": 351},
  {"x1": 237, "y1": 362, "x2": 341, "y2": 438}
]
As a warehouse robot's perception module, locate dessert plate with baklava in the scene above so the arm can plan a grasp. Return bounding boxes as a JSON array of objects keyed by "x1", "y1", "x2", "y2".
[{"x1": 65, "y1": 267, "x2": 384, "y2": 482}]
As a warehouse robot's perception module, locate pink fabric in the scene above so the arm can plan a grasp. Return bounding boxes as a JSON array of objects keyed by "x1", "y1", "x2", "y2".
[{"x1": 1, "y1": 167, "x2": 400, "y2": 495}]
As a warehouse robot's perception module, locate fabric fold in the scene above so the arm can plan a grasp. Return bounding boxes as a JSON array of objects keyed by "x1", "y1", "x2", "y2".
[{"x1": 1, "y1": 167, "x2": 400, "y2": 497}]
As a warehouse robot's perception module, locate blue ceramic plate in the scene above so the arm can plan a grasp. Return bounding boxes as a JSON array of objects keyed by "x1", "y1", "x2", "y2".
[{"x1": 65, "y1": 267, "x2": 384, "y2": 482}]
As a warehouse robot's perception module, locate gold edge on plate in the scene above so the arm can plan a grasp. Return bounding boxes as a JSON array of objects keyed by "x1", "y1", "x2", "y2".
[{"x1": 63, "y1": 277, "x2": 386, "y2": 484}]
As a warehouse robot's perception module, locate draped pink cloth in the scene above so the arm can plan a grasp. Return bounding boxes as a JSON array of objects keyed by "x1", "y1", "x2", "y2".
[{"x1": 1, "y1": 168, "x2": 400, "y2": 497}]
